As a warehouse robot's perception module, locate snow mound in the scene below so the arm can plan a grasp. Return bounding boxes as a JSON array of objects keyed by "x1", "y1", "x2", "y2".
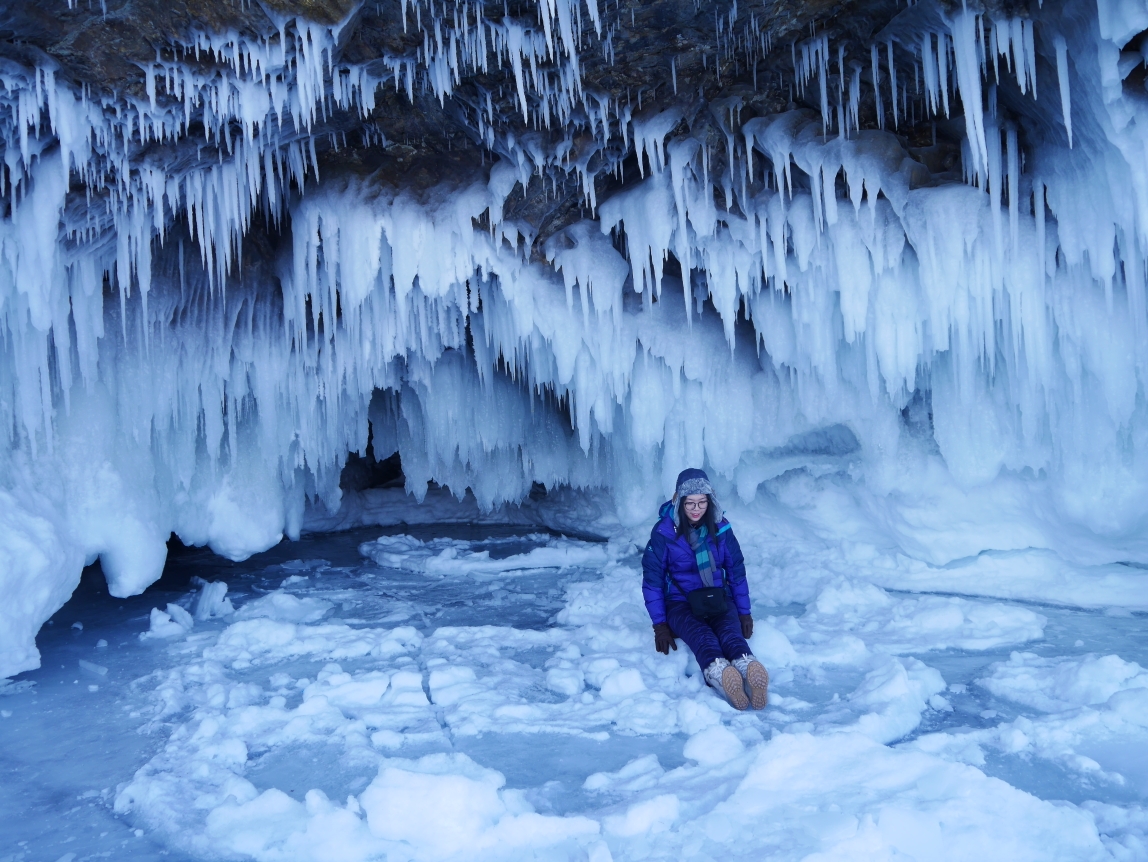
[
  {"x1": 234, "y1": 592, "x2": 333, "y2": 624},
  {"x1": 756, "y1": 578, "x2": 1045, "y2": 669},
  {"x1": 712, "y1": 732, "x2": 1109, "y2": 861},
  {"x1": 204, "y1": 618, "x2": 423, "y2": 667},
  {"x1": 979, "y1": 651, "x2": 1148, "y2": 714},
  {"x1": 361, "y1": 753, "x2": 599, "y2": 857}
]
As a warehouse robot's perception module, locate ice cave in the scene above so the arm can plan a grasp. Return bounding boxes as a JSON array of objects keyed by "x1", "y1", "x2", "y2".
[{"x1": 4, "y1": 0, "x2": 1148, "y2": 857}]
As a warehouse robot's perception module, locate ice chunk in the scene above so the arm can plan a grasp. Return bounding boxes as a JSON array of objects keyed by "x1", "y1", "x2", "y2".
[
  {"x1": 604, "y1": 794, "x2": 679, "y2": 837},
  {"x1": 599, "y1": 667, "x2": 646, "y2": 701},
  {"x1": 676, "y1": 698, "x2": 722, "y2": 735},
  {"x1": 234, "y1": 592, "x2": 332, "y2": 624},
  {"x1": 584, "y1": 754, "x2": 664, "y2": 793},
  {"x1": 193, "y1": 580, "x2": 234, "y2": 620},
  {"x1": 78, "y1": 659, "x2": 107, "y2": 677},
  {"x1": 1105, "y1": 688, "x2": 1148, "y2": 726},
  {"x1": 846, "y1": 656, "x2": 946, "y2": 743},
  {"x1": 205, "y1": 619, "x2": 422, "y2": 665},
  {"x1": 683, "y1": 725, "x2": 745, "y2": 766},
  {"x1": 141, "y1": 604, "x2": 195, "y2": 639},
  {"x1": 382, "y1": 670, "x2": 429, "y2": 707},
  {"x1": 304, "y1": 670, "x2": 391, "y2": 710},
  {"x1": 204, "y1": 788, "x2": 380, "y2": 861},
  {"x1": 544, "y1": 666, "x2": 584, "y2": 697},
  {"x1": 428, "y1": 665, "x2": 484, "y2": 706},
  {"x1": 584, "y1": 658, "x2": 621, "y2": 690},
  {"x1": 747, "y1": 624, "x2": 799, "y2": 668},
  {"x1": 359, "y1": 753, "x2": 598, "y2": 856}
]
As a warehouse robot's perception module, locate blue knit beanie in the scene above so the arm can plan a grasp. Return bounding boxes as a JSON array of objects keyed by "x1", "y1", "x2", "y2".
[{"x1": 674, "y1": 468, "x2": 711, "y2": 496}]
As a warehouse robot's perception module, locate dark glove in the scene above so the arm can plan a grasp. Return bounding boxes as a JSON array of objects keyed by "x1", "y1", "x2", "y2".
[
  {"x1": 740, "y1": 614, "x2": 753, "y2": 639},
  {"x1": 653, "y1": 623, "x2": 677, "y2": 654}
]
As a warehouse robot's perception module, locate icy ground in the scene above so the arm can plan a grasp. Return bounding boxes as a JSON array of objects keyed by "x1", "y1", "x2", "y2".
[{"x1": 5, "y1": 521, "x2": 1148, "y2": 861}]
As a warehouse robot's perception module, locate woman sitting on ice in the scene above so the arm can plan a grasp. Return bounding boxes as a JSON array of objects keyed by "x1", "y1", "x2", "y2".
[{"x1": 641, "y1": 468, "x2": 769, "y2": 710}]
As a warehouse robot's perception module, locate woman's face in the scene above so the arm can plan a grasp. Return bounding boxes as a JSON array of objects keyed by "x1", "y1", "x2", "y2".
[{"x1": 683, "y1": 494, "x2": 708, "y2": 524}]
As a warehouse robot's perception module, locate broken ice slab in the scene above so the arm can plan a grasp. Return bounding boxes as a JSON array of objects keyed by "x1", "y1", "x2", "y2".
[{"x1": 79, "y1": 660, "x2": 107, "y2": 677}]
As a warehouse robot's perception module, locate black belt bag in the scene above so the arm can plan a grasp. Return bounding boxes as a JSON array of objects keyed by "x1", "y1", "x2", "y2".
[
  {"x1": 685, "y1": 585, "x2": 728, "y2": 619},
  {"x1": 669, "y1": 571, "x2": 728, "y2": 619}
]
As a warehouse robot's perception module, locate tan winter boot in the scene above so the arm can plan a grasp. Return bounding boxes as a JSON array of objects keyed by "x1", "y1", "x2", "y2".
[
  {"x1": 704, "y1": 658, "x2": 750, "y2": 710},
  {"x1": 733, "y1": 654, "x2": 769, "y2": 709}
]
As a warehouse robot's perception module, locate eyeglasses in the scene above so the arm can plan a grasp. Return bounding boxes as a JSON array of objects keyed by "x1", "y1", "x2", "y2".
[{"x1": 683, "y1": 499, "x2": 708, "y2": 510}]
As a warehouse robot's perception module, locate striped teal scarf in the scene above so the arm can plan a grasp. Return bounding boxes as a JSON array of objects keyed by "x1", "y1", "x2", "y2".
[{"x1": 687, "y1": 525, "x2": 718, "y2": 588}]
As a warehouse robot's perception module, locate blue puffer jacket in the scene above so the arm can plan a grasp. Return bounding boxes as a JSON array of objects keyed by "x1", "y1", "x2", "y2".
[{"x1": 640, "y1": 500, "x2": 751, "y2": 625}]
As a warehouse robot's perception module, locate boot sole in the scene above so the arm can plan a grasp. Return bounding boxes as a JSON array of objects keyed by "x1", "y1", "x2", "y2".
[
  {"x1": 746, "y1": 661, "x2": 769, "y2": 710},
  {"x1": 721, "y1": 665, "x2": 750, "y2": 710}
]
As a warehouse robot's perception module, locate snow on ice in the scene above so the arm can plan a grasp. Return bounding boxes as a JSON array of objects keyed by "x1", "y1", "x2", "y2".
[{"x1": 79, "y1": 528, "x2": 1135, "y2": 860}]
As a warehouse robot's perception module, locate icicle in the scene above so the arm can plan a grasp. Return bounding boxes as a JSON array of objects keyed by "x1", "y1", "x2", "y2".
[
  {"x1": 990, "y1": 19, "x2": 1004, "y2": 82},
  {"x1": 1010, "y1": 18, "x2": 1026, "y2": 93},
  {"x1": 1023, "y1": 19, "x2": 1037, "y2": 99},
  {"x1": 819, "y1": 35, "x2": 830, "y2": 135},
  {"x1": 951, "y1": 11, "x2": 989, "y2": 176},
  {"x1": 887, "y1": 40, "x2": 898, "y2": 129},
  {"x1": 1034, "y1": 176, "x2": 1046, "y2": 278},
  {"x1": 1054, "y1": 34, "x2": 1072, "y2": 148},
  {"x1": 871, "y1": 43, "x2": 884, "y2": 130},
  {"x1": 939, "y1": 32, "x2": 951, "y2": 118},
  {"x1": 848, "y1": 65, "x2": 861, "y2": 133},
  {"x1": 986, "y1": 116, "x2": 1004, "y2": 264},
  {"x1": 922, "y1": 32, "x2": 939, "y2": 116},
  {"x1": 1006, "y1": 122, "x2": 1019, "y2": 254}
]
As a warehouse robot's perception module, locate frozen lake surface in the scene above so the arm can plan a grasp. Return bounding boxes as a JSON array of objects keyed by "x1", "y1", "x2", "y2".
[{"x1": 4, "y1": 526, "x2": 1148, "y2": 861}]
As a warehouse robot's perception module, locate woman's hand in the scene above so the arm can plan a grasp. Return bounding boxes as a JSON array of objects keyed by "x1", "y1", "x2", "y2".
[
  {"x1": 653, "y1": 623, "x2": 677, "y2": 654},
  {"x1": 739, "y1": 614, "x2": 753, "y2": 639}
]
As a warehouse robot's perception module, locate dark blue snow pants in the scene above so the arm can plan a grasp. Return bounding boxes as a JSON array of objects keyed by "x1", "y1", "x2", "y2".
[{"x1": 665, "y1": 601, "x2": 751, "y2": 674}]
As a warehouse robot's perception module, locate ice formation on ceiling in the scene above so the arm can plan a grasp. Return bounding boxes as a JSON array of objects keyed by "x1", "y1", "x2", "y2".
[{"x1": 2, "y1": 0, "x2": 1147, "y2": 675}]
